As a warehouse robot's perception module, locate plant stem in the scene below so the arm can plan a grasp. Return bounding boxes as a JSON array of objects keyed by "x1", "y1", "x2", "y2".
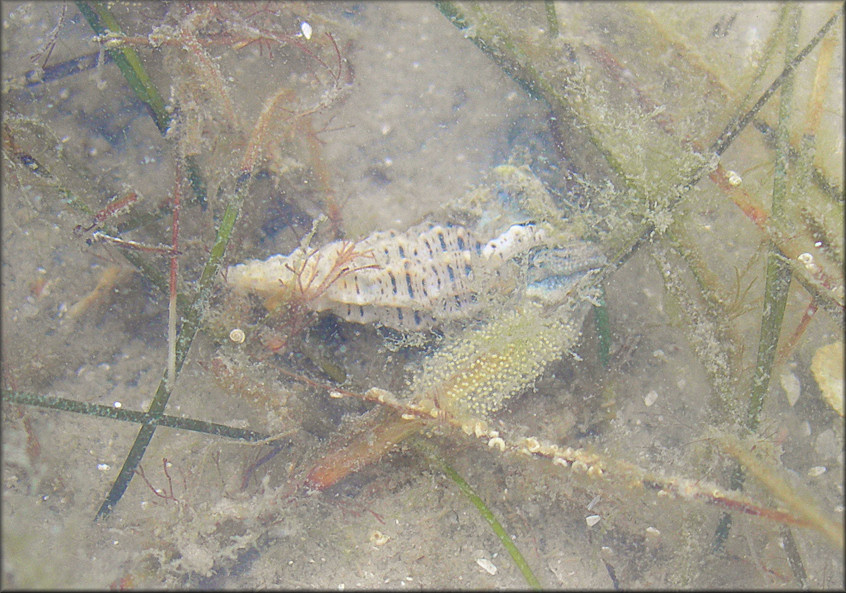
[
  {"x1": 715, "y1": 4, "x2": 801, "y2": 552},
  {"x1": 75, "y1": 1, "x2": 170, "y2": 133},
  {"x1": 747, "y1": 1, "x2": 800, "y2": 433},
  {"x1": 593, "y1": 287, "x2": 611, "y2": 368},
  {"x1": 543, "y1": 1, "x2": 559, "y2": 38},
  {"x1": 412, "y1": 437, "x2": 543, "y2": 590},
  {"x1": 436, "y1": 2, "x2": 843, "y2": 272},
  {"x1": 709, "y1": 6, "x2": 842, "y2": 157},
  {"x1": 2, "y1": 389, "x2": 268, "y2": 441},
  {"x1": 75, "y1": 1, "x2": 208, "y2": 208},
  {"x1": 95, "y1": 167, "x2": 251, "y2": 520},
  {"x1": 166, "y1": 162, "x2": 182, "y2": 391}
]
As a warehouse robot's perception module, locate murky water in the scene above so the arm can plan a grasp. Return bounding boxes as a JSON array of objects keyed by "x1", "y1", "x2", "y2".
[{"x1": 2, "y1": 2, "x2": 843, "y2": 588}]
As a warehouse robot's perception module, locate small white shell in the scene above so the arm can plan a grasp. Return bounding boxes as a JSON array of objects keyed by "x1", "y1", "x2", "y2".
[
  {"x1": 487, "y1": 437, "x2": 506, "y2": 452},
  {"x1": 726, "y1": 170, "x2": 742, "y2": 186},
  {"x1": 643, "y1": 389, "x2": 658, "y2": 407},
  {"x1": 300, "y1": 21, "x2": 313, "y2": 40},
  {"x1": 369, "y1": 530, "x2": 389, "y2": 546},
  {"x1": 475, "y1": 557, "x2": 497, "y2": 575}
]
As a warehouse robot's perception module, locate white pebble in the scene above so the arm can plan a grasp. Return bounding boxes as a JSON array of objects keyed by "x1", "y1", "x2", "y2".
[
  {"x1": 300, "y1": 21, "x2": 312, "y2": 40},
  {"x1": 643, "y1": 390, "x2": 658, "y2": 407},
  {"x1": 779, "y1": 370, "x2": 801, "y2": 407},
  {"x1": 475, "y1": 557, "x2": 497, "y2": 575},
  {"x1": 585, "y1": 514, "x2": 601, "y2": 527},
  {"x1": 814, "y1": 429, "x2": 838, "y2": 460},
  {"x1": 586, "y1": 495, "x2": 601, "y2": 511}
]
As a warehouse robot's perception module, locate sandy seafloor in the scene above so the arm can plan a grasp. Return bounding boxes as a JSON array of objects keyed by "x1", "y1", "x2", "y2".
[{"x1": 2, "y1": 2, "x2": 843, "y2": 589}]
